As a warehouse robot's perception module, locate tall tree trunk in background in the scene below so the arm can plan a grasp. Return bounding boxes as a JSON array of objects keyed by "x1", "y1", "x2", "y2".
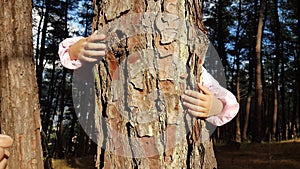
[
  {"x1": 43, "y1": 57, "x2": 57, "y2": 136},
  {"x1": 254, "y1": 0, "x2": 265, "y2": 143},
  {"x1": 37, "y1": 0, "x2": 50, "y2": 100},
  {"x1": 234, "y1": 0, "x2": 242, "y2": 143},
  {"x1": 54, "y1": 69, "x2": 67, "y2": 159},
  {"x1": 243, "y1": 44, "x2": 254, "y2": 141},
  {"x1": 279, "y1": 0, "x2": 286, "y2": 139},
  {"x1": 34, "y1": 0, "x2": 45, "y2": 69},
  {"x1": 243, "y1": 91, "x2": 251, "y2": 141},
  {"x1": 54, "y1": 0, "x2": 69, "y2": 159},
  {"x1": 271, "y1": 0, "x2": 281, "y2": 141},
  {"x1": 243, "y1": 0, "x2": 259, "y2": 142},
  {"x1": 87, "y1": 0, "x2": 217, "y2": 168},
  {"x1": 83, "y1": 1, "x2": 93, "y2": 37},
  {"x1": 280, "y1": 44, "x2": 286, "y2": 140},
  {"x1": 39, "y1": 0, "x2": 51, "y2": 137},
  {"x1": 0, "y1": 0, "x2": 44, "y2": 168},
  {"x1": 295, "y1": 0, "x2": 300, "y2": 136},
  {"x1": 216, "y1": 0, "x2": 228, "y2": 72}
]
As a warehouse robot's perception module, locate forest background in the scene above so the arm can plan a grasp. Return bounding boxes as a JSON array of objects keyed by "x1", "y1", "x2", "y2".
[{"x1": 2, "y1": 0, "x2": 300, "y2": 168}]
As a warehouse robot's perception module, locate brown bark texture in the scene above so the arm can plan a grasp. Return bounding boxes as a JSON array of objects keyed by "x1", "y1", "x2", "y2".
[
  {"x1": 0, "y1": 0, "x2": 44, "y2": 168},
  {"x1": 78, "y1": 0, "x2": 218, "y2": 168}
]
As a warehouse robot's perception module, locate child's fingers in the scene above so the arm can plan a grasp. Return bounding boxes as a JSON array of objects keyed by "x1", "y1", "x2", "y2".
[
  {"x1": 183, "y1": 90, "x2": 207, "y2": 101},
  {"x1": 0, "y1": 135, "x2": 13, "y2": 148},
  {"x1": 78, "y1": 54, "x2": 99, "y2": 63},
  {"x1": 79, "y1": 40, "x2": 107, "y2": 63},
  {"x1": 197, "y1": 83, "x2": 211, "y2": 95},
  {"x1": 183, "y1": 90, "x2": 201, "y2": 99},
  {"x1": 182, "y1": 101, "x2": 206, "y2": 113},
  {"x1": 0, "y1": 158, "x2": 8, "y2": 169},
  {"x1": 0, "y1": 148, "x2": 9, "y2": 161},
  {"x1": 181, "y1": 93, "x2": 201, "y2": 105},
  {"x1": 90, "y1": 30, "x2": 106, "y2": 41},
  {"x1": 84, "y1": 42, "x2": 106, "y2": 51},
  {"x1": 82, "y1": 49, "x2": 106, "y2": 58},
  {"x1": 187, "y1": 109, "x2": 209, "y2": 118},
  {"x1": 0, "y1": 148, "x2": 4, "y2": 160},
  {"x1": 4, "y1": 150, "x2": 9, "y2": 159}
]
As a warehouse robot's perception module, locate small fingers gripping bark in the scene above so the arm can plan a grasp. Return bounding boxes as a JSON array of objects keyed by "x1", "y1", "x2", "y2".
[
  {"x1": 181, "y1": 83, "x2": 214, "y2": 118},
  {"x1": 71, "y1": 31, "x2": 107, "y2": 63}
]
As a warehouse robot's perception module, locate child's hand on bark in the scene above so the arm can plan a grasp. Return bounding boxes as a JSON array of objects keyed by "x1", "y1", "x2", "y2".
[
  {"x1": 0, "y1": 134, "x2": 13, "y2": 169},
  {"x1": 69, "y1": 31, "x2": 107, "y2": 63},
  {"x1": 182, "y1": 83, "x2": 223, "y2": 118}
]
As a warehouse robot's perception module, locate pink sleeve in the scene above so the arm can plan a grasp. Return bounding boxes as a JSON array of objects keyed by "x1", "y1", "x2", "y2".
[
  {"x1": 202, "y1": 68, "x2": 239, "y2": 126},
  {"x1": 58, "y1": 37, "x2": 84, "y2": 69}
]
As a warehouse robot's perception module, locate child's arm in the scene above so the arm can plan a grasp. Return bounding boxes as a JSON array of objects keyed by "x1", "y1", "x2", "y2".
[
  {"x1": 58, "y1": 36, "x2": 85, "y2": 69},
  {"x1": 182, "y1": 83, "x2": 223, "y2": 118},
  {"x1": 182, "y1": 68, "x2": 239, "y2": 126},
  {"x1": 59, "y1": 36, "x2": 239, "y2": 126},
  {"x1": 58, "y1": 31, "x2": 106, "y2": 69}
]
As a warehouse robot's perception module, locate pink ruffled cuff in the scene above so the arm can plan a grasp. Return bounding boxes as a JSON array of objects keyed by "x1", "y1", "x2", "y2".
[
  {"x1": 203, "y1": 69, "x2": 239, "y2": 126},
  {"x1": 58, "y1": 37, "x2": 84, "y2": 70}
]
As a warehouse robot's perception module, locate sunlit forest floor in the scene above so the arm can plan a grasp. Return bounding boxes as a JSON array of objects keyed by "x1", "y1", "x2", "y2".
[
  {"x1": 52, "y1": 156, "x2": 94, "y2": 169},
  {"x1": 215, "y1": 139, "x2": 300, "y2": 169},
  {"x1": 52, "y1": 139, "x2": 300, "y2": 169}
]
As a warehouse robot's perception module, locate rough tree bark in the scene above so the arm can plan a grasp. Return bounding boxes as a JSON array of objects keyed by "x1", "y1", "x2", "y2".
[
  {"x1": 81, "y1": 0, "x2": 217, "y2": 168},
  {"x1": 0, "y1": 0, "x2": 44, "y2": 168}
]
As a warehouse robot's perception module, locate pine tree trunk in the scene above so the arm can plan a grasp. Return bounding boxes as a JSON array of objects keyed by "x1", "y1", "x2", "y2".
[
  {"x1": 272, "y1": 0, "x2": 281, "y2": 141},
  {"x1": 295, "y1": 0, "x2": 300, "y2": 137},
  {"x1": 81, "y1": 0, "x2": 218, "y2": 168},
  {"x1": 234, "y1": 0, "x2": 242, "y2": 143},
  {"x1": 216, "y1": 1, "x2": 228, "y2": 73},
  {"x1": 0, "y1": 0, "x2": 44, "y2": 168},
  {"x1": 254, "y1": 0, "x2": 265, "y2": 143},
  {"x1": 37, "y1": 0, "x2": 50, "y2": 100},
  {"x1": 243, "y1": 0, "x2": 260, "y2": 142}
]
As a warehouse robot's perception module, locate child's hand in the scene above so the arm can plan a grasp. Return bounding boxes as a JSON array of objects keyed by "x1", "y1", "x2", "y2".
[
  {"x1": 182, "y1": 83, "x2": 223, "y2": 118},
  {"x1": 69, "y1": 31, "x2": 107, "y2": 63},
  {"x1": 0, "y1": 134, "x2": 13, "y2": 169}
]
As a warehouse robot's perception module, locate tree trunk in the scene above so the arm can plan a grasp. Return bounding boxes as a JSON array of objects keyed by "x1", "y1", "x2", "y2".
[
  {"x1": 280, "y1": 46, "x2": 286, "y2": 140},
  {"x1": 254, "y1": 0, "x2": 265, "y2": 143},
  {"x1": 234, "y1": 0, "x2": 242, "y2": 143},
  {"x1": 37, "y1": 0, "x2": 50, "y2": 100},
  {"x1": 0, "y1": 0, "x2": 44, "y2": 168},
  {"x1": 271, "y1": 0, "x2": 281, "y2": 141},
  {"x1": 243, "y1": 95, "x2": 251, "y2": 141},
  {"x1": 33, "y1": 0, "x2": 45, "y2": 69},
  {"x1": 216, "y1": 0, "x2": 228, "y2": 73},
  {"x1": 54, "y1": 69, "x2": 67, "y2": 159},
  {"x1": 80, "y1": 0, "x2": 218, "y2": 168},
  {"x1": 54, "y1": 0, "x2": 69, "y2": 159},
  {"x1": 43, "y1": 56, "x2": 57, "y2": 136},
  {"x1": 295, "y1": 0, "x2": 300, "y2": 139}
]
